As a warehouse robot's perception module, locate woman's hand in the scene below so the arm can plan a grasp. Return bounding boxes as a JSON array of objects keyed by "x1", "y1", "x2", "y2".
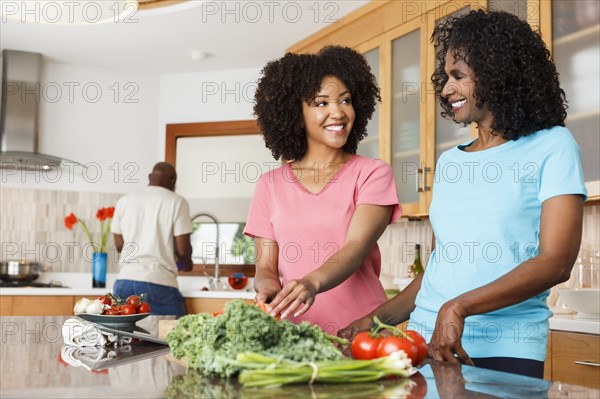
[
  {"x1": 266, "y1": 278, "x2": 318, "y2": 319},
  {"x1": 337, "y1": 316, "x2": 375, "y2": 356},
  {"x1": 428, "y1": 302, "x2": 473, "y2": 366},
  {"x1": 254, "y1": 282, "x2": 280, "y2": 305}
]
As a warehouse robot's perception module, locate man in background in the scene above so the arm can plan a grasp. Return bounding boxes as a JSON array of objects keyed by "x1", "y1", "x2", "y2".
[{"x1": 111, "y1": 162, "x2": 193, "y2": 317}]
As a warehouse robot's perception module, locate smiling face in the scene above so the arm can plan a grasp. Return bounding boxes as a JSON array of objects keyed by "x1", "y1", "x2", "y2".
[
  {"x1": 302, "y1": 75, "x2": 355, "y2": 152},
  {"x1": 441, "y1": 49, "x2": 494, "y2": 127}
]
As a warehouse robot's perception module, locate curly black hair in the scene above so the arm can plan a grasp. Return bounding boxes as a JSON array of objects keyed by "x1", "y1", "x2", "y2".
[
  {"x1": 253, "y1": 46, "x2": 380, "y2": 161},
  {"x1": 431, "y1": 10, "x2": 567, "y2": 140}
]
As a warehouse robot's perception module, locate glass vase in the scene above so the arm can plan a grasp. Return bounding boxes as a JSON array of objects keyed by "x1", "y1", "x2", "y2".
[{"x1": 92, "y1": 252, "x2": 107, "y2": 288}]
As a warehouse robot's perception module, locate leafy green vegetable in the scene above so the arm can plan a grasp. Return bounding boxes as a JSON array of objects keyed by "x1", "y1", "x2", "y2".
[{"x1": 165, "y1": 300, "x2": 343, "y2": 378}]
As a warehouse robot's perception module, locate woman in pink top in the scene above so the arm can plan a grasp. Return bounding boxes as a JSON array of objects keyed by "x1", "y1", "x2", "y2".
[{"x1": 244, "y1": 46, "x2": 402, "y2": 334}]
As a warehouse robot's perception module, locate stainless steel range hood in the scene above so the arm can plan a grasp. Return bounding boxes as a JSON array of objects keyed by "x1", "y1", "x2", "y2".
[{"x1": 0, "y1": 49, "x2": 80, "y2": 170}]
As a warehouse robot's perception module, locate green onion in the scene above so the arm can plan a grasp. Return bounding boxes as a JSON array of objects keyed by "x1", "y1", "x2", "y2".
[{"x1": 236, "y1": 351, "x2": 416, "y2": 387}]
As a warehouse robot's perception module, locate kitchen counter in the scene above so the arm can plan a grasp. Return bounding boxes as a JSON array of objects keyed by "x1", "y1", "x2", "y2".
[
  {"x1": 1, "y1": 316, "x2": 598, "y2": 399},
  {"x1": 0, "y1": 272, "x2": 255, "y2": 299},
  {"x1": 2, "y1": 273, "x2": 596, "y2": 334}
]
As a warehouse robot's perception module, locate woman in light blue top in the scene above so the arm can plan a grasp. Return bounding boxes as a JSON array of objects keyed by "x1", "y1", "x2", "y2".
[{"x1": 339, "y1": 10, "x2": 587, "y2": 378}]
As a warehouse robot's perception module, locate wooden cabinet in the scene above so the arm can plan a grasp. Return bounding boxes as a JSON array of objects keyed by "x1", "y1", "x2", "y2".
[
  {"x1": 548, "y1": 1, "x2": 600, "y2": 198},
  {"x1": 9, "y1": 296, "x2": 73, "y2": 316},
  {"x1": 289, "y1": 0, "x2": 599, "y2": 216},
  {"x1": 549, "y1": 331, "x2": 600, "y2": 389}
]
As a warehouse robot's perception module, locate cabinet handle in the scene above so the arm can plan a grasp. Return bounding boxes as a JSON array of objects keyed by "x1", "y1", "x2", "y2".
[
  {"x1": 417, "y1": 167, "x2": 431, "y2": 192},
  {"x1": 574, "y1": 361, "x2": 600, "y2": 367}
]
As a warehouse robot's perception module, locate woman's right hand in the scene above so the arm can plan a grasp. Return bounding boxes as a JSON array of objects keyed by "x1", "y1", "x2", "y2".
[
  {"x1": 254, "y1": 284, "x2": 280, "y2": 305},
  {"x1": 337, "y1": 316, "x2": 375, "y2": 356}
]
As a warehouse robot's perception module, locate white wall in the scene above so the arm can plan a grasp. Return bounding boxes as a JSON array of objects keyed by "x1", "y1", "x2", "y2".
[
  {"x1": 158, "y1": 67, "x2": 269, "y2": 222},
  {"x1": 1, "y1": 61, "x2": 160, "y2": 193}
]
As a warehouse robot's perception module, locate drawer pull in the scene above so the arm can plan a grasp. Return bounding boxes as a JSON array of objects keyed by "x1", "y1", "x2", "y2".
[{"x1": 574, "y1": 361, "x2": 600, "y2": 367}]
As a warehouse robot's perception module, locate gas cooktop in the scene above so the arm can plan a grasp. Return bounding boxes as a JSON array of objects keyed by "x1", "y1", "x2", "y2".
[{"x1": 0, "y1": 281, "x2": 69, "y2": 288}]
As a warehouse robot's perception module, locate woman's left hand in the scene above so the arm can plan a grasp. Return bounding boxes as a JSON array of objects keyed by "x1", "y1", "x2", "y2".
[
  {"x1": 428, "y1": 302, "x2": 474, "y2": 366},
  {"x1": 266, "y1": 278, "x2": 318, "y2": 319}
]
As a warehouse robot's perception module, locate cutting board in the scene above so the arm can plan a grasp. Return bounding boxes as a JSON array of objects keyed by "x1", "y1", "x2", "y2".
[{"x1": 158, "y1": 319, "x2": 189, "y2": 367}]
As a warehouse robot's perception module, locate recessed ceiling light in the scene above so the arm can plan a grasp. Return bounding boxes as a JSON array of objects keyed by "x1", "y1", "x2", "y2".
[{"x1": 190, "y1": 51, "x2": 209, "y2": 61}]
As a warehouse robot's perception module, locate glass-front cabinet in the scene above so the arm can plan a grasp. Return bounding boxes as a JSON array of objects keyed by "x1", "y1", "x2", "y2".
[
  {"x1": 549, "y1": 0, "x2": 600, "y2": 197},
  {"x1": 288, "y1": 0, "x2": 599, "y2": 216}
]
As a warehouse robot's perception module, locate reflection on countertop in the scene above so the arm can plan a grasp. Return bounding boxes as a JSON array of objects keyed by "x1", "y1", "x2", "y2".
[{"x1": 1, "y1": 316, "x2": 598, "y2": 399}]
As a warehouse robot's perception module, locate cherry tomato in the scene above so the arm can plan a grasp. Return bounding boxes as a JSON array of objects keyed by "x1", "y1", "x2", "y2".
[
  {"x1": 104, "y1": 306, "x2": 120, "y2": 315},
  {"x1": 212, "y1": 309, "x2": 224, "y2": 317},
  {"x1": 406, "y1": 330, "x2": 428, "y2": 365},
  {"x1": 97, "y1": 295, "x2": 113, "y2": 306},
  {"x1": 376, "y1": 336, "x2": 419, "y2": 365},
  {"x1": 126, "y1": 295, "x2": 141, "y2": 309},
  {"x1": 351, "y1": 332, "x2": 382, "y2": 360},
  {"x1": 119, "y1": 304, "x2": 136, "y2": 315},
  {"x1": 138, "y1": 302, "x2": 151, "y2": 314}
]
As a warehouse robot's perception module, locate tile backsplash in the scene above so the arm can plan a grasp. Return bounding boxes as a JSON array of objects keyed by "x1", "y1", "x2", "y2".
[
  {"x1": 379, "y1": 205, "x2": 600, "y2": 279},
  {"x1": 1, "y1": 186, "x2": 599, "y2": 279},
  {"x1": 1, "y1": 187, "x2": 122, "y2": 273}
]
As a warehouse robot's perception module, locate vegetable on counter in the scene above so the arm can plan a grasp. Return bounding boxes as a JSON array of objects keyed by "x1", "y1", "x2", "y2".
[
  {"x1": 235, "y1": 351, "x2": 415, "y2": 387},
  {"x1": 73, "y1": 293, "x2": 151, "y2": 315},
  {"x1": 351, "y1": 317, "x2": 428, "y2": 366},
  {"x1": 165, "y1": 300, "x2": 345, "y2": 378}
]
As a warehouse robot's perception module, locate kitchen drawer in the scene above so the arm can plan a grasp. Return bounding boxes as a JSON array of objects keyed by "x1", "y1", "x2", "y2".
[
  {"x1": 551, "y1": 331, "x2": 600, "y2": 389},
  {"x1": 12, "y1": 296, "x2": 73, "y2": 316},
  {"x1": 0, "y1": 296, "x2": 13, "y2": 316}
]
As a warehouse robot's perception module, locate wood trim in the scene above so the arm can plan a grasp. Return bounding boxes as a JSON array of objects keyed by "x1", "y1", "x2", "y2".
[
  {"x1": 165, "y1": 120, "x2": 261, "y2": 165},
  {"x1": 380, "y1": 40, "x2": 392, "y2": 164},
  {"x1": 287, "y1": 1, "x2": 390, "y2": 53},
  {"x1": 538, "y1": 0, "x2": 553, "y2": 52},
  {"x1": 425, "y1": 11, "x2": 437, "y2": 211},
  {"x1": 287, "y1": 0, "x2": 452, "y2": 55},
  {"x1": 136, "y1": 0, "x2": 186, "y2": 10}
]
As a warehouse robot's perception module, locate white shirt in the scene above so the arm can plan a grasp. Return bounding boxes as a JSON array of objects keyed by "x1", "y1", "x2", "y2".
[{"x1": 111, "y1": 186, "x2": 192, "y2": 288}]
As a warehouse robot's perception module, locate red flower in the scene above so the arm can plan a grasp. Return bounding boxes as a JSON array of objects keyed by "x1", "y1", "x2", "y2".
[
  {"x1": 106, "y1": 207, "x2": 115, "y2": 218},
  {"x1": 64, "y1": 213, "x2": 78, "y2": 230},
  {"x1": 96, "y1": 208, "x2": 107, "y2": 221}
]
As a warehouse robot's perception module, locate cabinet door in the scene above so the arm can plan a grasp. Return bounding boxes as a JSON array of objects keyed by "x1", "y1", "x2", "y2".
[
  {"x1": 389, "y1": 19, "x2": 427, "y2": 215},
  {"x1": 0, "y1": 296, "x2": 13, "y2": 316},
  {"x1": 356, "y1": 44, "x2": 381, "y2": 160},
  {"x1": 549, "y1": 1, "x2": 600, "y2": 198},
  {"x1": 551, "y1": 331, "x2": 600, "y2": 389},
  {"x1": 12, "y1": 296, "x2": 73, "y2": 316}
]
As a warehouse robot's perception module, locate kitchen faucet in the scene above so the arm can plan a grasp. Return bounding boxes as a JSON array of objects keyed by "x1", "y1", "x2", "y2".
[{"x1": 191, "y1": 212, "x2": 227, "y2": 291}]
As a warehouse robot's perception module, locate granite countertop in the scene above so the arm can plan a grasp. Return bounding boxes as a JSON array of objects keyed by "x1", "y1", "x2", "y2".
[{"x1": 1, "y1": 316, "x2": 598, "y2": 399}]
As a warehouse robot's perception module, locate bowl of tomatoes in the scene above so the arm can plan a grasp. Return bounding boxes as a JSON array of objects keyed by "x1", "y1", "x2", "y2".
[{"x1": 74, "y1": 293, "x2": 151, "y2": 327}]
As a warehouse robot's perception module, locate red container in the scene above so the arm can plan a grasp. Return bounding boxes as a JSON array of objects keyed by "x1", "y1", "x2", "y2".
[{"x1": 228, "y1": 273, "x2": 248, "y2": 290}]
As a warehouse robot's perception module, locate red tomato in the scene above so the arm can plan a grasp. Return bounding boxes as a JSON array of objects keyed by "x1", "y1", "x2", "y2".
[
  {"x1": 119, "y1": 304, "x2": 136, "y2": 315},
  {"x1": 104, "y1": 306, "x2": 120, "y2": 315},
  {"x1": 126, "y1": 295, "x2": 141, "y2": 309},
  {"x1": 351, "y1": 332, "x2": 382, "y2": 360},
  {"x1": 406, "y1": 330, "x2": 428, "y2": 365},
  {"x1": 376, "y1": 336, "x2": 419, "y2": 365},
  {"x1": 138, "y1": 302, "x2": 151, "y2": 314},
  {"x1": 97, "y1": 295, "x2": 113, "y2": 306}
]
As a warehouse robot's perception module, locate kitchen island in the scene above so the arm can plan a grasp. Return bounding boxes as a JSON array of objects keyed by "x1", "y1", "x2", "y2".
[{"x1": 1, "y1": 316, "x2": 598, "y2": 399}]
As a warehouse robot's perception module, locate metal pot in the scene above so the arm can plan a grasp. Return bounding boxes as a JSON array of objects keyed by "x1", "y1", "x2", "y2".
[{"x1": 0, "y1": 261, "x2": 50, "y2": 283}]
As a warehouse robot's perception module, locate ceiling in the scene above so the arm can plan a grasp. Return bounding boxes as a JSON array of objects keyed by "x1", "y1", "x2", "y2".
[{"x1": 0, "y1": 0, "x2": 369, "y2": 74}]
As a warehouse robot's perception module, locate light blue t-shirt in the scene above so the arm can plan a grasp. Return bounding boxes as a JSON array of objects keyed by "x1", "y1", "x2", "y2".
[{"x1": 410, "y1": 126, "x2": 587, "y2": 361}]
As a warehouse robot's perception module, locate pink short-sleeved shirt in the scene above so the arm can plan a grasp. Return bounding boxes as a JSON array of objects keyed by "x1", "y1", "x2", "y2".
[{"x1": 244, "y1": 155, "x2": 401, "y2": 334}]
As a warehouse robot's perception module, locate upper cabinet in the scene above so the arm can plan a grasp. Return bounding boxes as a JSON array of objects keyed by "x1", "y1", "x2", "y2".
[
  {"x1": 549, "y1": 0, "x2": 600, "y2": 198},
  {"x1": 288, "y1": 0, "x2": 599, "y2": 216}
]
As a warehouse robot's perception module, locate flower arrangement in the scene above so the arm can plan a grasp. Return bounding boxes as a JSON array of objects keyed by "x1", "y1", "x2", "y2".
[{"x1": 64, "y1": 207, "x2": 115, "y2": 253}]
